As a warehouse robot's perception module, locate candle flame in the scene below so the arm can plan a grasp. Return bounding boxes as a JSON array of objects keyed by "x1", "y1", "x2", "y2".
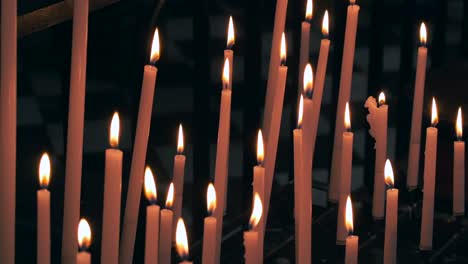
[
  {"x1": 322, "y1": 10, "x2": 329, "y2": 36},
  {"x1": 109, "y1": 112, "x2": 120, "y2": 147},
  {"x1": 249, "y1": 192, "x2": 263, "y2": 229},
  {"x1": 303, "y1": 63, "x2": 314, "y2": 96},
  {"x1": 378, "y1": 92, "x2": 386, "y2": 105},
  {"x1": 227, "y1": 16, "x2": 235, "y2": 48},
  {"x1": 144, "y1": 167, "x2": 157, "y2": 203},
  {"x1": 384, "y1": 159, "x2": 394, "y2": 187},
  {"x1": 39, "y1": 153, "x2": 51, "y2": 189},
  {"x1": 420, "y1": 22, "x2": 427, "y2": 45},
  {"x1": 206, "y1": 183, "x2": 216, "y2": 215},
  {"x1": 165, "y1": 182, "x2": 175, "y2": 208},
  {"x1": 305, "y1": 0, "x2": 313, "y2": 21},
  {"x1": 77, "y1": 218, "x2": 92, "y2": 249},
  {"x1": 177, "y1": 124, "x2": 184, "y2": 154},
  {"x1": 175, "y1": 218, "x2": 189, "y2": 259},
  {"x1": 150, "y1": 28, "x2": 160, "y2": 64},
  {"x1": 222, "y1": 58, "x2": 230, "y2": 89},
  {"x1": 431, "y1": 97, "x2": 438, "y2": 126},
  {"x1": 344, "y1": 102, "x2": 351, "y2": 130},
  {"x1": 456, "y1": 107, "x2": 463, "y2": 139},
  {"x1": 280, "y1": 32, "x2": 287, "y2": 65},
  {"x1": 298, "y1": 95, "x2": 304, "y2": 128},
  {"x1": 345, "y1": 195, "x2": 354, "y2": 235},
  {"x1": 257, "y1": 130, "x2": 264, "y2": 165}
]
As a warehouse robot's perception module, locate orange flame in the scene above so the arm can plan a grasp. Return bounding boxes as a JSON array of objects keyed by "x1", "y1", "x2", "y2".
[
  {"x1": 166, "y1": 182, "x2": 175, "y2": 208},
  {"x1": 305, "y1": 0, "x2": 313, "y2": 21},
  {"x1": 298, "y1": 95, "x2": 304, "y2": 128},
  {"x1": 420, "y1": 22, "x2": 427, "y2": 45},
  {"x1": 175, "y1": 218, "x2": 189, "y2": 259},
  {"x1": 280, "y1": 32, "x2": 287, "y2": 65},
  {"x1": 77, "y1": 218, "x2": 92, "y2": 249},
  {"x1": 384, "y1": 159, "x2": 394, "y2": 187},
  {"x1": 249, "y1": 192, "x2": 263, "y2": 229},
  {"x1": 457, "y1": 107, "x2": 463, "y2": 139},
  {"x1": 303, "y1": 63, "x2": 314, "y2": 96},
  {"x1": 144, "y1": 167, "x2": 157, "y2": 203},
  {"x1": 109, "y1": 112, "x2": 120, "y2": 147},
  {"x1": 177, "y1": 124, "x2": 184, "y2": 154},
  {"x1": 206, "y1": 183, "x2": 216, "y2": 215},
  {"x1": 345, "y1": 196, "x2": 354, "y2": 234},
  {"x1": 322, "y1": 10, "x2": 329, "y2": 36},
  {"x1": 227, "y1": 16, "x2": 235, "y2": 48},
  {"x1": 431, "y1": 97, "x2": 438, "y2": 126},
  {"x1": 378, "y1": 92, "x2": 386, "y2": 105},
  {"x1": 257, "y1": 130, "x2": 264, "y2": 165},
  {"x1": 344, "y1": 102, "x2": 351, "y2": 130},
  {"x1": 39, "y1": 153, "x2": 51, "y2": 189},
  {"x1": 150, "y1": 28, "x2": 160, "y2": 64},
  {"x1": 222, "y1": 58, "x2": 230, "y2": 89}
]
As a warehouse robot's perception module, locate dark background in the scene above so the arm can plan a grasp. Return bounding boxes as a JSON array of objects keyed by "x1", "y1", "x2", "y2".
[{"x1": 14, "y1": 0, "x2": 468, "y2": 263}]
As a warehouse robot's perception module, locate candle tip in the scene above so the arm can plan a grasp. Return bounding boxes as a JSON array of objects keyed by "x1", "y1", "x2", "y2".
[
  {"x1": 150, "y1": 28, "x2": 160, "y2": 64},
  {"x1": 227, "y1": 16, "x2": 235, "y2": 48},
  {"x1": 249, "y1": 193, "x2": 263, "y2": 229},
  {"x1": 280, "y1": 32, "x2": 287, "y2": 65},
  {"x1": 222, "y1": 58, "x2": 230, "y2": 89},
  {"x1": 109, "y1": 112, "x2": 120, "y2": 147},
  {"x1": 298, "y1": 95, "x2": 304, "y2": 128},
  {"x1": 144, "y1": 167, "x2": 157, "y2": 203},
  {"x1": 431, "y1": 97, "x2": 438, "y2": 126},
  {"x1": 344, "y1": 102, "x2": 351, "y2": 130},
  {"x1": 177, "y1": 124, "x2": 184, "y2": 154},
  {"x1": 77, "y1": 218, "x2": 92, "y2": 250},
  {"x1": 457, "y1": 107, "x2": 463, "y2": 139},
  {"x1": 345, "y1": 196, "x2": 354, "y2": 235},
  {"x1": 165, "y1": 182, "x2": 175, "y2": 209},
  {"x1": 378, "y1": 92, "x2": 386, "y2": 105},
  {"x1": 420, "y1": 22, "x2": 427, "y2": 46},
  {"x1": 175, "y1": 218, "x2": 190, "y2": 260},
  {"x1": 39, "y1": 152, "x2": 51, "y2": 189},
  {"x1": 384, "y1": 159, "x2": 395, "y2": 188},
  {"x1": 322, "y1": 10, "x2": 329, "y2": 36},
  {"x1": 257, "y1": 130, "x2": 264, "y2": 165},
  {"x1": 303, "y1": 63, "x2": 314, "y2": 97},
  {"x1": 207, "y1": 183, "x2": 217, "y2": 215},
  {"x1": 305, "y1": 0, "x2": 313, "y2": 21}
]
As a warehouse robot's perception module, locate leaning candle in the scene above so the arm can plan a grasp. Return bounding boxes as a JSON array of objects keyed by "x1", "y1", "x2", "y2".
[
  {"x1": 101, "y1": 113, "x2": 123, "y2": 264},
  {"x1": 244, "y1": 193, "x2": 263, "y2": 264},
  {"x1": 407, "y1": 23, "x2": 428, "y2": 189},
  {"x1": 144, "y1": 168, "x2": 160, "y2": 264},
  {"x1": 62, "y1": 0, "x2": 89, "y2": 262},
  {"x1": 37, "y1": 153, "x2": 51, "y2": 264},
  {"x1": 297, "y1": 0, "x2": 313, "y2": 97},
  {"x1": 253, "y1": 130, "x2": 265, "y2": 263},
  {"x1": 384, "y1": 159, "x2": 398, "y2": 264},
  {"x1": 454, "y1": 108, "x2": 465, "y2": 216},
  {"x1": 420, "y1": 98, "x2": 438, "y2": 251},
  {"x1": 329, "y1": 0, "x2": 360, "y2": 202},
  {"x1": 121, "y1": 28, "x2": 160, "y2": 264},
  {"x1": 202, "y1": 184, "x2": 217, "y2": 264},
  {"x1": 77, "y1": 219, "x2": 92, "y2": 264},
  {"x1": 337, "y1": 103, "x2": 354, "y2": 244},
  {"x1": 176, "y1": 218, "x2": 193, "y2": 264},
  {"x1": 173, "y1": 124, "x2": 186, "y2": 229},
  {"x1": 345, "y1": 196, "x2": 359, "y2": 264},
  {"x1": 159, "y1": 183, "x2": 175, "y2": 264}
]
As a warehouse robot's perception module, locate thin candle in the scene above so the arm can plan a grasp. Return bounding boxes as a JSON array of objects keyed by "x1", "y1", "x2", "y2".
[
  {"x1": 453, "y1": 108, "x2": 465, "y2": 215},
  {"x1": 176, "y1": 218, "x2": 193, "y2": 264},
  {"x1": 298, "y1": 0, "x2": 313, "y2": 99},
  {"x1": 173, "y1": 124, "x2": 186, "y2": 230},
  {"x1": 144, "y1": 168, "x2": 160, "y2": 264},
  {"x1": 37, "y1": 153, "x2": 51, "y2": 264},
  {"x1": 345, "y1": 196, "x2": 359, "y2": 264},
  {"x1": 159, "y1": 183, "x2": 175, "y2": 264},
  {"x1": 253, "y1": 130, "x2": 265, "y2": 263},
  {"x1": 384, "y1": 160, "x2": 398, "y2": 264},
  {"x1": 244, "y1": 193, "x2": 263, "y2": 264},
  {"x1": 77, "y1": 219, "x2": 92, "y2": 264},
  {"x1": 202, "y1": 184, "x2": 217, "y2": 264}
]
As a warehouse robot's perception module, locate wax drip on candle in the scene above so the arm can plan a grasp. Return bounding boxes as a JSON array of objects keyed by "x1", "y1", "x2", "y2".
[
  {"x1": 456, "y1": 107, "x2": 463, "y2": 141},
  {"x1": 227, "y1": 16, "x2": 235, "y2": 49},
  {"x1": 77, "y1": 219, "x2": 92, "y2": 252},
  {"x1": 39, "y1": 153, "x2": 51, "y2": 189},
  {"x1": 322, "y1": 10, "x2": 329, "y2": 38},
  {"x1": 280, "y1": 32, "x2": 287, "y2": 66},
  {"x1": 150, "y1": 28, "x2": 161, "y2": 64},
  {"x1": 249, "y1": 193, "x2": 263, "y2": 230},
  {"x1": 176, "y1": 218, "x2": 190, "y2": 261},
  {"x1": 222, "y1": 58, "x2": 230, "y2": 90},
  {"x1": 345, "y1": 196, "x2": 354, "y2": 236},
  {"x1": 303, "y1": 63, "x2": 314, "y2": 99},
  {"x1": 257, "y1": 130, "x2": 264, "y2": 166},
  {"x1": 305, "y1": 0, "x2": 313, "y2": 22},
  {"x1": 345, "y1": 102, "x2": 352, "y2": 132},
  {"x1": 166, "y1": 182, "x2": 175, "y2": 209},
  {"x1": 384, "y1": 159, "x2": 395, "y2": 189},
  {"x1": 431, "y1": 98, "x2": 438, "y2": 127},
  {"x1": 109, "y1": 112, "x2": 120, "y2": 148},
  {"x1": 177, "y1": 124, "x2": 184, "y2": 154},
  {"x1": 298, "y1": 95, "x2": 304, "y2": 129},
  {"x1": 144, "y1": 167, "x2": 157, "y2": 205},
  {"x1": 207, "y1": 183, "x2": 216, "y2": 216},
  {"x1": 420, "y1": 22, "x2": 427, "y2": 47}
]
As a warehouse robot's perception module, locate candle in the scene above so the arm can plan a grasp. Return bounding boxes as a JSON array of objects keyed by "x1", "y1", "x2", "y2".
[
  {"x1": 37, "y1": 153, "x2": 51, "y2": 264},
  {"x1": 0, "y1": 0, "x2": 17, "y2": 262},
  {"x1": 345, "y1": 196, "x2": 359, "y2": 264},
  {"x1": 176, "y1": 218, "x2": 193, "y2": 264},
  {"x1": 337, "y1": 103, "x2": 354, "y2": 244},
  {"x1": 244, "y1": 193, "x2": 263, "y2": 264},
  {"x1": 297, "y1": 0, "x2": 313, "y2": 98},
  {"x1": 173, "y1": 124, "x2": 186, "y2": 229},
  {"x1": 364, "y1": 93, "x2": 388, "y2": 219},
  {"x1": 225, "y1": 16, "x2": 235, "y2": 91},
  {"x1": 144, "y1": 167, "x2": 160, "y2": 264},
  {"x1": 62, "y1": 0, "x2": 89, "y2": 262},
  {"x1": 159, "y1": 183, "x2": 175, "y2": 264},
  {"x1": 384, "y1": 160, "x2": 398, "y2": 264},
  {"x1": 101, "y1": 113, "x2": 123, "y2": 264},
  {"x1": 264, "y1": 33, "x2": 288, "y2": 222},
  {"x1": 420, "y1": 98, "x2": 438, "y2": 251},
  {"x1": 202, "y1": 184, "x2": 217, "y2": 264},
  {"x1": 454, "y1": 108, "x2": 465, "y2": 215},
  {"x1": 329, "y1": 0, "x2": 360, "y2": 202},
  {"x1": 77, "y1": 219, "x2": 92, "y2": 264},
  {"x1": 407, "y1": 23, "x2": 428, "y2": 189},
  {"x1": 213, "y1": 58, "x2": 233, "y2": 262},
  {"x1": 253, "y1": 130, "x2": 265, "y2": 263},
  {"x1": 120, "y1": 28, "x2": 160, "y2": 264},
  {"x1": 309, "y1": 11, "x2": 331, "y2": 158}
]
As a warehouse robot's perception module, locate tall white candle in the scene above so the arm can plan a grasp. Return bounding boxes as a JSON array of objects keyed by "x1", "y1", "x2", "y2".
[
  {"x1": 159, "y1": 183, "x2": 175, "y2": 264},
  {"x1": 173, "y1": 124, "x2": 186, "y2": 229},
  {"x1": 38, "y1": 153, "x2": 51, "y2": 264},
  {"x1": 143, "y1": 167, "x2": 160, "y2": 264},
  {"x1": 77, "y1": 219, "x2": 92, "y2": 264},
  {"x1": 202, "y1": 184, "x2": 217, "y2": 264},
  {"x1": 453, "y1": 107, "x2": 464, "y2": 216},
  {"x1": 297, "y1": 0, "x2": 312, "y2": 98},
  {"x1": 253, "y1": 130, "x2": 265, "y2": 263},
  {"x1": 384, "y1": 160, "x2": 398, "y2": 264},
  {"x1": 244, "y1": 193, "x2": 263, "y2": 264},
  {"x1": 345, "y1": 196, "x2": 358, "y2": 264}
]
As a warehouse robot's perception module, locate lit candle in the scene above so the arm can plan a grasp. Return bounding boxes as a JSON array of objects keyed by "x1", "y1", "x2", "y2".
[
  {"x1": 77, "y1": 219, "x2": 92, "y2": 264},
  {"x1": 202, "y1": 184, "x2": 217, "y2": 264},
  {"x1": 62, "y1": 0, "x2": 89, "y2": 262},
  {"x1": 420, "y1": 98, "x2": 438, "y2": 250},
  {"x1": 330, "y1": 0, "x2": 360, "y2": 202},
  {"x1": 0, "y1": 0, "x2": 17, "y2": 262},
  {"x1": 121, "y1": 28, "x2": 160, "y2": 264},
  {"x1": 101, "y1": 113, "x2": 123, "y2": 264},
  {"x1": 364, "y1": 92, "x2": 388, "y2": 219},
  {"x1": 345, "y1": 196, "x2": 359, "y2": 264},
  {"x1": 264, "y1": 33, "x2": 288, "y2": 223},
  {"x1": 407, "y1": 23, "x2": 428, "y2": 189},
  {"x1": 253, "y1": 130, "x2": 265, "y2": 263},
  {"x1": 454, "y1": 108, "x2": 465, "y2": 216},
  {"x1": 144, "y1": 167, "x2": 160, "y2": 264},
  {"x1": 384, "y1": 160, "x2": 398, "y2": 264},
  {"x1": 309, "y1": 11, "x2": 331, "y2": 159},
  {"x1": 37, "y1": 153, "x2": 51, "y2": 264},
  {"x1": 213, "y1": 58, "x2": 233, "y2": 262},
  {"x1": 173, "y1": 124, "x2": 186, "y2": 230},
  {"x1": 159, "y1": 183, "x2": 175, "y2": 264},
  {"x1": 244, "y1": 193, "x2": 263, "y2": 264},
  {"x1": 337, "y1": 103, "x2": 354, "y2": 244},
  {"x1": 297, "y1": 0, "x2": 313, "y2": 97},
  {"x1": 225, "y1": 16, "x2": 235, "y2": 91},
  {"x1": 176, "y1": 218, "x2": 193, "y2": 264}
]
